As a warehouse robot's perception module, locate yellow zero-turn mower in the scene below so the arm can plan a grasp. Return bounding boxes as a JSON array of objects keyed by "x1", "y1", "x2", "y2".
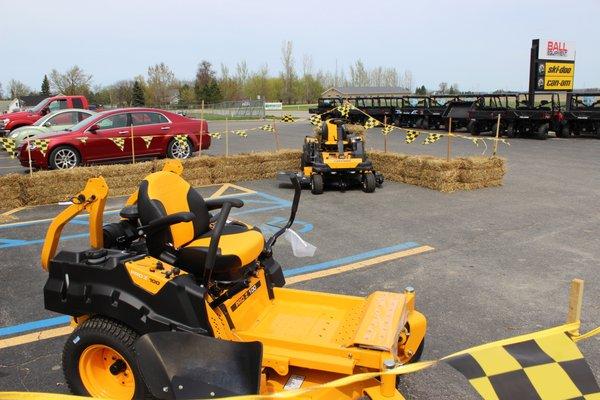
[
  {"x1": 282, "y1": 118, "x2": 384, "y2": 194},
  {"x1": 41, "y1": 160, "x2": 425, "y2": 400}
]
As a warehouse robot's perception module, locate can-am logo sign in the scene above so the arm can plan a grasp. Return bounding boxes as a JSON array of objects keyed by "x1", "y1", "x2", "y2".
[{"x1": 538, "y1": 39, "x2": 576, "y2": 61}]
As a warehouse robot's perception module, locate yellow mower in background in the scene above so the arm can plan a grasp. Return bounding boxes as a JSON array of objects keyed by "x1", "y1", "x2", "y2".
[
  {"x1": 283, "y1": 119, "x2": 384, "y2": 194},
  {"x1": 41, "y1": 160, "x2": 425, "y2": 400}
]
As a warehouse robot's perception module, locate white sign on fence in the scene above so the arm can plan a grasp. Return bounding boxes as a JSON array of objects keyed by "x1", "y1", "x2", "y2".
[{"x1": 264, "y1": 102, "x2": 283, "y2": 111}]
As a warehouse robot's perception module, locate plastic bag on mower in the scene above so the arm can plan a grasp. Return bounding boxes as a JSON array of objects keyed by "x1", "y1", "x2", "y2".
[{"x1": 284, "y1": 228, "x2": 317, "y2": 257}]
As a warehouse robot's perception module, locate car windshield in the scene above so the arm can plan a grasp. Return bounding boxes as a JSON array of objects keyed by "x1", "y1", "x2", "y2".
[
  {"x1": 29, "y1": 98, "x2": 50, "y2": 113},
  {"x1": 65, "y1": 114, "x2": 97, "y2": 132}
]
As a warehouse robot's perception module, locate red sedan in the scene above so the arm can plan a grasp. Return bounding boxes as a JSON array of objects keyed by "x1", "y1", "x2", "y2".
[{"x1": 17, "y1": 108, "x2": 210, "y2": 170}]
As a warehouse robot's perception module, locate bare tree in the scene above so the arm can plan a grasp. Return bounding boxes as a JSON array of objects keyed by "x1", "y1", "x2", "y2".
[
  {"x1": 301, "y1": 54, "x2": 314, "y2": 103},
  {"x1": 7, "y1": 79, "x2": 31, "y2": 99},
  {"x1": 147, "y1": 62, "x2": 176, "y2": 105},
  {"x1": 349, "y1": 60, "x2": 370, "y2": 87},
  {"x1": 280, "y1": 40, "x2": 296, "y2": 104},
  {"x1": 0, "y1": 82, "x2": 4, "y2": 99},
  {"x1": 49, "y1": 66, "x2": 92, "y2": 95},
  {"x1": 438, "y1": 82, "x2": 448, "y2": 94},
  {"x1": 401, "y1": 70, "x2": 413, "y2": 90}
]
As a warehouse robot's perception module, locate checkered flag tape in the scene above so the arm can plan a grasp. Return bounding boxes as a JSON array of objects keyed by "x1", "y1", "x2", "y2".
[
  {"x1": 77, "y1": 137, "x2": 88, "y2": 144},
  {"x1": 364, "y1": 117, "x2": 381, "y2": 130},
  {"x1": 382, "y1": 125, "x2": 394, "y2": 136},
  {"x1": 33, "y1": 139, "x2": 50, "y2": 156},
  {"x1": 446, "y1": 331, "x2": 600, "y2": 400},
  {"x1": 174, "y1": 134, "x2": 189, "y2": 145},
  {"x1": 234, "y1": 130, "x2": 248, "y2": 138},
  {"x1": 471, "y1": 137, "x2": 479, "y2": 147},
  {"x1": 0, "y1": 137, "x2": 16, "y2": 158},
  {"x1": 259, "y1": 124, "x2": 275, "y2": 132},
  {"x1": 405, "y1": 130, "x2": 420, "y2": 144},
  {"x1": 422, "y1": 133, "x2": 442, "y2": 145},
  {"x1": 281, "y1": 114, "x2": 296, "y2": 123},
  {"x1": 336, "y1": 103, "x2": 352, "y2": 117},
  {"x1": 309, "y1": 114, "x2": 322, "y2": 127},
  {"x1": 109, "y1": 137, "x2": 126, "y2": 151},
  {"x1": 209, "y1": 132, "x2": 222, "y2": 139},
  {"x1": 142, "y1": 136, "x2": 153, "y2": 148}
]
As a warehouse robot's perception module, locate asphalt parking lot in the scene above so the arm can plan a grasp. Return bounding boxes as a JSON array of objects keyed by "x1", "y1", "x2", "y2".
[{"x1": 0, "y1": 121, "x2": 599, "y2": 398}]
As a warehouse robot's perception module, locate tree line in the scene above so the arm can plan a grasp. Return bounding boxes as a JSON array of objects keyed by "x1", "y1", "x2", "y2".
[{"x1": 2, "y1": 41, "x2": 465, "y2": 107}]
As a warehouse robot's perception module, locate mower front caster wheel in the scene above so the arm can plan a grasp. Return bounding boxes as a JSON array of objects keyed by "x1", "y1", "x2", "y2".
[
  {"x1": 63, "y1": 317, "x2": 151, "y2": 399},
  {"x1": 311, "y1": 174, "x2": 324, "y2": 195},
  {"x1": 362, "y1": 173, "x2": 376, "y2": 193}
]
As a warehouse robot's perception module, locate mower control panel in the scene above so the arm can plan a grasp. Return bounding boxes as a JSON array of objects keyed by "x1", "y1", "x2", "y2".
[{"x1": 124, "y1": 256, "x2": 186, "y2": 295}]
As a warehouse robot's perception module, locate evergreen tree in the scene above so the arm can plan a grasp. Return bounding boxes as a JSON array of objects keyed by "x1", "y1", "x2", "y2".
[
  {"x1": 132, "y1": 80, "x2": 145, "y2": 106},
  {"x1": 41, "y1": 75, "x2": 51, "y2": 96}
]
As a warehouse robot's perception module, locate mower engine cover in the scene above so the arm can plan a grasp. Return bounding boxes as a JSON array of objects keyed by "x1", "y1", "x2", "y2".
[{"x1": 135, "y1": 332, "x2": 263, "y2": 399}]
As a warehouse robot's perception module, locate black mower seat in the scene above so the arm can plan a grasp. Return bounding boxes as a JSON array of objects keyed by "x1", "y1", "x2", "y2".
[{"x1": 136, "y1": 170, "x2": 264, "y2": 281}]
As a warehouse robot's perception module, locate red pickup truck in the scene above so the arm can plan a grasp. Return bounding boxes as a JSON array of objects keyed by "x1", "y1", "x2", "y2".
[{"x1": 0, "y1": 95, "x2": 89, "y2": 136}]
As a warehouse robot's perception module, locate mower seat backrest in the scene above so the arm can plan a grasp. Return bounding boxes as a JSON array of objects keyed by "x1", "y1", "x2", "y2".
[{"x1": 137, "y1": 170, "x2": 210, "y2": 257}]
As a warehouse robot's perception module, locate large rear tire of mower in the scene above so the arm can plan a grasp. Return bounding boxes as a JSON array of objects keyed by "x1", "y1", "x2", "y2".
[
  {"x1": 310, "y1": 174, "x2": 324, "y2": 195},
  {"x1": 63, "y1": 317, "x2": 151, "y2": 399},
  {"x1": 362, "y1": 173, "x2": 376, "y2": 193}
]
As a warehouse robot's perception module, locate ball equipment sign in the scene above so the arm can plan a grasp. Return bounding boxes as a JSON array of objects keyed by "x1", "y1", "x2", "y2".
[{"x1": 529, "y1": 39, "x2": 576, "y2": 92}]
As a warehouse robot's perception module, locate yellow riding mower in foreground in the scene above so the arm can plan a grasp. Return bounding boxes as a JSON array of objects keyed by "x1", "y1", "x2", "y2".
[
  {"x1": 41, "y1": 160, "x2": 425, "y2": 399},
  {"x1": 281, "y1": 119, "x2": 383, "y2": 194}
]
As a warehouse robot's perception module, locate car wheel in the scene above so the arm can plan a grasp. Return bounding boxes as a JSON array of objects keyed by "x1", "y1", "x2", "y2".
[
  {"x1": 310, "y1": 174, "x2": 324, "y2": 195},
  {"x1": 49, "y1": 146, "x2": 81, "y2": 170},
  {"x1": 167, "y1": 137, "x2": 193, "y2": 159},
  {"x1": 63, "y1": 317, "x2": 151, "y2": 399}
]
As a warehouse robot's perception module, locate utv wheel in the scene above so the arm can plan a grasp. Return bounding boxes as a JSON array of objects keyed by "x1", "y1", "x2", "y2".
[
  {"x1": 467, "y1": 121, "x2": 479, "y2": 136},
  {"x1": 535, "y1": 123, "x2": 549, "y2": 140},
  {"x1": 63, "y1": 317, "x2": 150, "y2": 399},
  {"x1": 49, "y1": 146, "x2": 81, "y2": 170},
  {"x1": 362, "y1": 173, "x2": 376, "y2": 193},
  {"x1": 310, "y1": 174, "x2": 324, "y2": 195},
  {"x1": 505, "y1": 123, "x2": 516, "y2": 138},
  {"x1": 557, "y1": 124, "x2": 571, "y2": 138},
  {"x1": 167, "y1": 137, "x2": 193, "y2": 159}
]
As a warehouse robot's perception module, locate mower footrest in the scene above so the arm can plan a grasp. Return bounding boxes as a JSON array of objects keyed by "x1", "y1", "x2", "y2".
[{"x1": 353, "y1": 291, "x2": 407, "y2": 352}]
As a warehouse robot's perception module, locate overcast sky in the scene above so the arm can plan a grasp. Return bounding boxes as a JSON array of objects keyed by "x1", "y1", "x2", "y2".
[{"x1": 2, "y1": 0, "x2": 599, "y2": 92}]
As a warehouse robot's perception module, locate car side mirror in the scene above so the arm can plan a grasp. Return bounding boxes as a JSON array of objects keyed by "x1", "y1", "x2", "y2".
[
  {"x1": 88, "y1": 124, "x2": 100, "y2": 132},
  {"x1": 43, "y1": 121, "x2": 52, "y2": 127}
]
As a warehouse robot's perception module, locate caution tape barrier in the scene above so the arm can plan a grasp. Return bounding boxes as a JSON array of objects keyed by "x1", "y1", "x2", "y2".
[{"x1": 0, "y1": 322, "x2": 597, "y2": 400}]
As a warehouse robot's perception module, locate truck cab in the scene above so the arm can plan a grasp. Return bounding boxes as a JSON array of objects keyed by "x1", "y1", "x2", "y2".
[{"x1": 0, "y1": 95, "x2": 89, "y2": 135}]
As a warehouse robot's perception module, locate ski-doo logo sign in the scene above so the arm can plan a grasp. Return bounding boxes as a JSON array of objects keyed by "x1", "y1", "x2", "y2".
[{"x1": 538, "y1": 39, "x2": 576, "y2": 61}]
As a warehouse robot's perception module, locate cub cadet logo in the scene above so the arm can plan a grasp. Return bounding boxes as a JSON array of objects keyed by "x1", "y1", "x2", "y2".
[
  {"x1": 130, "y1": 269, "x2": 161, "y2": 286},
  {"x1": 546, "y1": 41, "x2": 568, "y2": 57}
]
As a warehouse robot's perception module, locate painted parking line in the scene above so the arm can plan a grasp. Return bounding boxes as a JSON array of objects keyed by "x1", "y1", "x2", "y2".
[{"x1": 0, "y1": 242, "x2": 432, "y2": 350}]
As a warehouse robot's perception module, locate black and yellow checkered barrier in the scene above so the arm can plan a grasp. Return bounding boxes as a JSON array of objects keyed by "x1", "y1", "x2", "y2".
[
  {"x1": 0, "y1": 322, "x2": 596, "y2": 400},
  {"x1": 445, "y1": 325, "x2": 600, "y2": 400}
]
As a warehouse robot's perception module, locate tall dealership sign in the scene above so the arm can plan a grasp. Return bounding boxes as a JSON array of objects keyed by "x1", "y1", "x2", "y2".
[{"x1": 529, "y1": 39, "x2": 576, "y2": 100}]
